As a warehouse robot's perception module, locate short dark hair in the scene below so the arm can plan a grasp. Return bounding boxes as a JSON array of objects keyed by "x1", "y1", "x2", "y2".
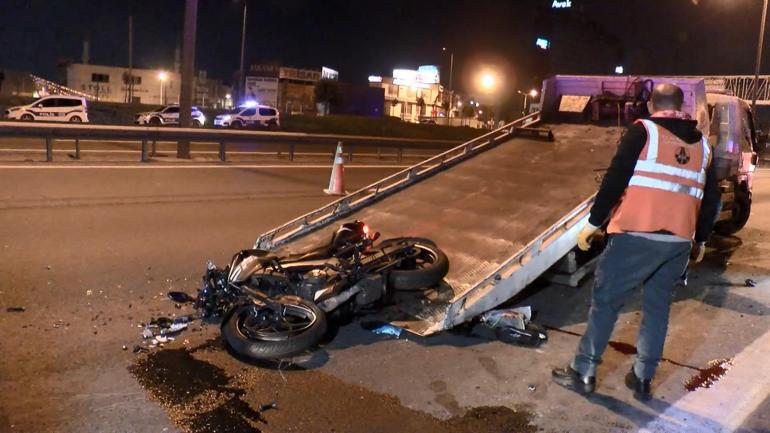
[{"x1": 651, "y1": 83, "x2": 684, "y2": 111}]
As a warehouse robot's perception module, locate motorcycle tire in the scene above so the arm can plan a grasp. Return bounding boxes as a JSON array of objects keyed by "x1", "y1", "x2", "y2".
[
  {"x1": 380, "y1": 238, "x2": 449, "y2": 291},
  {"x1": 221, "y1": 295, "x2": 327, "y2": 360}
]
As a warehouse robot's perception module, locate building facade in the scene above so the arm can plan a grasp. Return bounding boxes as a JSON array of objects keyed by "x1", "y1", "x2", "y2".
[
  {"x1": 369, "y1": 74, "x2": 447, "y2": 122},
  {"x1": 65, "y1": 63, "x2": 230, "y2": 107},
  {"x1": 245, "y1": 64, "x2": 338, "y2": 114}
]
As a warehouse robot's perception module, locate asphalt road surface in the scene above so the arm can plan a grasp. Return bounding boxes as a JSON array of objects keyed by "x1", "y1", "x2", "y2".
[{"x1": 0, "y1": 163, "x2": 768, "y2": 433}]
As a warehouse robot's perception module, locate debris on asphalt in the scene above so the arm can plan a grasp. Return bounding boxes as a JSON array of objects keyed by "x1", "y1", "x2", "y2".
[
  {"x1": 139, "y1": 315, "x2": 195, "y2": 348},
  {"x1": 133, "y1": 345, "x2": 150, "y2": 354},
  {"x1": 6, "y1": 307, "x2": 26, "y2": 313},
  {"x1": 477, "y1": 306, "x2": 548, "y2": 347},
  {"x1": 122, "y1": 345, "x2": 128, "y2": 351},
  {"x1": 745, "y1": 278, "x2": 757, "y2": 287},
  {"x1": 371, "y1": 324, "x2": 403, "y2": 338},
  {"x1": 527, "y1": 385, "x2": 536, "y2": 392},
  {"x1": 85, "y1": 289, "x2": 93, "y2": 296},
  {"x1": 259, "y1": 401, "x2": 278, "y2": 413},
  {"x1": 167, "y1": 291, "x2": 195, "y2": 304}
]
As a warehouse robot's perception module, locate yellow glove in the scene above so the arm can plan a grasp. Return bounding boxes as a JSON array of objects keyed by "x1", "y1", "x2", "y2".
[
  {"x1": 690, "y1": 242, "x2": 706, "y2": 264},
  {"x1": 577, "y1": 222, "x2": 600, "y2": 251}
]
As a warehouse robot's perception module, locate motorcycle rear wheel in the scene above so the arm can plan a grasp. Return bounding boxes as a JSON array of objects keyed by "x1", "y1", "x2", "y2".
[
  {"x1": 378, "y1": 238, "x2": 449, "y2": 291},
  {"x1": 222, "y1": 295, "x2": 327, "y2": 360}
]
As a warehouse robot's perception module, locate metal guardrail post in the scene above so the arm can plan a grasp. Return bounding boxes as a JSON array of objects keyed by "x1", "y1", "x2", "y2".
[
  {"x1": 141, "y1": 140, "x2": 148, "y2": 162},
  {"x1": 347, "y1": 145, "x2": 353, "y2": 162},
  {"x1": 397, "y1": 146, "x2": 403, "y2": 163},
  {"x1": 289, "y1": 143, "x2": 295, "y2": 162},
  {"x1": 74, "y1": 139, "x2": 80, "y2": 160},
  {"x1": 219, "y1": 142, "x2": 226, "y2": 162},
  {"x1": 45, "y1": 137, "x2": 53, "y2": 162},
  {"x1": 377, "y1": 147, "x2": 382, "y2": 159},
  {"x1": 151, "y1": 140, "x2": 157, "y2": 156}
]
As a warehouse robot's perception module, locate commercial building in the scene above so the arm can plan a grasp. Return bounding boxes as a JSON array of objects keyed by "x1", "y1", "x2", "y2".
[
  {"x1": 368, "y1": 66, "x2": 448, "y2": 122},
  {"x1": 64, "y1": 63, "x2": 231, "y2": 107},
  {"x1": 245, "y1": 64, "x2": 339, "y2": 114}
]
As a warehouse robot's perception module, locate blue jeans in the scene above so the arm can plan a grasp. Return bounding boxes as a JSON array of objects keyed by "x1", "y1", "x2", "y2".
[{"x1": 571, "y1": 233, "x2": 690, "y2": 380}]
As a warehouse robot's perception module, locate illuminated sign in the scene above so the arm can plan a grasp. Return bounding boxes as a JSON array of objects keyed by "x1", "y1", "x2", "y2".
[
  {"x1": 417, "y1": 65, "x2": 440, "y2": 84},
  {"x1": 368, "y1": 75, "x2": 383, "y2": 83},
  {"x1": 536, "y1": 38, "x2": 550, "y2": 50},
  {"x1": 552, "y1": 0, "x2": 572, "y2": 8},
  {"x1": 614, "y1": 66, "x2": 624, "y2": 74},
  {"x1": 392, "y1": 65, "x2": 439, "y2": 88},
  {"x1": 321, "y1": 66, "x2": 339, "y2": 80}
]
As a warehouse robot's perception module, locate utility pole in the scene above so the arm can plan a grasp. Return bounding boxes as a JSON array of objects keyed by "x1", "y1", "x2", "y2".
[
  {"x1": 443, "y1": 47, "x2": 454, "y2": 117},
  {"x1": 128, "y1": 15, "x2": 133, "y2": 103},
  {"x1": 239, "y1": 1, "x2": 248, "y2": 102},
  {"x1": 178, "y1": 0, "x2": 198, "y2": 159},
  {"x1": 751, "y1": 0, "x2": 769, "y2": 117}
]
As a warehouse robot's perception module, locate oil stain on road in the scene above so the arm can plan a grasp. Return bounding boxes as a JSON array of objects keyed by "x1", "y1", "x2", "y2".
[{"x1": 130, "y1": 339, "x2": 538, "y2": 433}]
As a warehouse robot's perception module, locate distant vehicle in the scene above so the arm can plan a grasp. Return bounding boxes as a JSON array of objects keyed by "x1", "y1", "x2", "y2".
[
  {"x1": 4, "y1": 95, "x2": 89, "y2": 123},
  {"x1": 134, "y1": 104, "x2": 206, "y2": 127},
  {"x1": 419, "y1": 118, "x2": 437, "y2": 125},
  {"x1": 213, "y1": 103, "x2": 280, "y2": 129}
]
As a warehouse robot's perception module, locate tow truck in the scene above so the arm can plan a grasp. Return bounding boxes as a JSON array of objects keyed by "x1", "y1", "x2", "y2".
[{"x1": 247, "y1": 75, "x2": 761, "y2": 336}]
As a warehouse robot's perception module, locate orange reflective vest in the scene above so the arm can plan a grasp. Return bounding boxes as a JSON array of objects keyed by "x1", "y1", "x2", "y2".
[{"x1": 607, "y1": 119, "x2": 711, "y2": 240}]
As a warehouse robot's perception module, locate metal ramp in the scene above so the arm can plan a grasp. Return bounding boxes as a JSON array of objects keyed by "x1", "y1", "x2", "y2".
[{"x1": 255, "y1": 115, "x2": 623, "y2": 336}]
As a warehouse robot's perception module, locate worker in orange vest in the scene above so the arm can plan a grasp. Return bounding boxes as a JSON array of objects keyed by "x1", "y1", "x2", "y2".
[{"x1": 552, "y1": 83, "x2": 721, "y2": 401}]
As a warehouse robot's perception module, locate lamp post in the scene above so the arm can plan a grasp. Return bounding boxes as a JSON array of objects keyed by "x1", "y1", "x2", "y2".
[
  {"x1": 158, "y1": 71, "x2": 168, "y2": 104},
  {"x1": 239, "y1": 0, "x2": 248, "y2": 102},
  {"x1": 442, "y1": 47, "x2": 454, "y2": 117},
  {"x1": 751, "y1": 0, "x2": 769, "y2": 116},
  {"x1": 517, "y1": 89, "x2": 539, "y2": 116}
]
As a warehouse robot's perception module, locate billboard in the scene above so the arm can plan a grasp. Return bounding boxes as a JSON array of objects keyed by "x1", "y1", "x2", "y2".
[
  {"x1": 244, "y1": 76, "x2": 278, "y2": 107},
  {"x1": 392, "y1": 65, "x2": 440, "y2": 88}
]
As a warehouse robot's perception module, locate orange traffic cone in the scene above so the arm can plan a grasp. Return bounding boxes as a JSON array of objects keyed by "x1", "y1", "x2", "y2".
[{"x1": 324, "y1": 142, "x2": 347, "y2": 196}]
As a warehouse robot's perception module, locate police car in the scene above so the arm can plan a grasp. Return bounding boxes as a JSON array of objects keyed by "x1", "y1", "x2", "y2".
[
  {"x1": 134, "y1": 104, "x2": 206, "y2": 127},
  {"x1": 4, "y1": 95, "x2": 89, "y2": 123},
  {"x1": 213, "y1": 103, "x2": 280, "y2": 129}
]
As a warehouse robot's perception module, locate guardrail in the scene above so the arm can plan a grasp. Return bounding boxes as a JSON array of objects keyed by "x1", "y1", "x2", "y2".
[
  {"x1": 254, "y1": 111, "x2": 542, "y2": 250},
  {"x1": 0, "y1": 121, "x2": 463, "y2": 162}
]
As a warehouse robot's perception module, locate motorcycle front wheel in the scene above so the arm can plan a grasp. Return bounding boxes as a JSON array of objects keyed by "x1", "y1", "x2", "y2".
[
  {"x1": 379, "y1": 238, "x2": 450, "y2": 291},
  {"x1": 222, "y1": 295, "x2": 327, "y2": 360}
]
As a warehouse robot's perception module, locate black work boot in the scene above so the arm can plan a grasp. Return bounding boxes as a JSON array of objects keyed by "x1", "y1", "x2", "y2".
[
  {"x1": 625, "y1": 368, "x2": 652, "y2": 401},
  {"x1": 551, "y1": 365, "x2": 596, "y2": 394}
]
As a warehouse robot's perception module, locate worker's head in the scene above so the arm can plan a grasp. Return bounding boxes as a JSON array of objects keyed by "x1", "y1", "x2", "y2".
[{"x1": 648, "y1": 83, "x2": 684, "y2": 114}]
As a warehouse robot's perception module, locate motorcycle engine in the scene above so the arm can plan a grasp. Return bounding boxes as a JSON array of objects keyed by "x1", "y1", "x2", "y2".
[{"x1": 298, "y1": 269, "x2": 328, "y2": 300}]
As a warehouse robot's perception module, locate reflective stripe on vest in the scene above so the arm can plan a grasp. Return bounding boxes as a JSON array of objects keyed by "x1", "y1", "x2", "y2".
[
  {"x1": 635, "y1": 119, "x2": 708, "y2": 191},
  {"x1": 628, "y1": 175, "x2": 704, "y2": 199}
]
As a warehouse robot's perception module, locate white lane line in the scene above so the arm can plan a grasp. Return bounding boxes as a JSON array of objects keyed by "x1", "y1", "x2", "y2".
[{"x1": 0, "y1": 164, "x2": 410, "y2": 169}]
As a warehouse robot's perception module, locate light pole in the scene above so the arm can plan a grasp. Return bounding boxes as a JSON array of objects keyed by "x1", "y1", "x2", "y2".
[
  {"x1": 442, "y1": 47, "x2": 454, "y2": 117},
  {"x1": 158, "y1": 71, "x2": 168, "y2": 104},
  {"x1": 239, "y1": 0, "x2": 248, "y2": 103},
  {"x1": 751, "y1": 0, "x2": 769, "y2": 116},
  {"x1": 517, "y1": 89, "x2": 539, "y2": 117}
]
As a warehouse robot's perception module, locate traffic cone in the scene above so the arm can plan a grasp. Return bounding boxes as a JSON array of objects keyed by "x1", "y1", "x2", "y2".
[{"x1": 324, "y1": 142, "x2": 347, "y2": 196}]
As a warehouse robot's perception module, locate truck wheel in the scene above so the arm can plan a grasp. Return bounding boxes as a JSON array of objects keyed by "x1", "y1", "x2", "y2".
[
  {"x1": 715, "y1": 187, "x2": 751, "y2": 236},
  {"x1": 149, "y1": 117, "x2": 162, "y2": 126}
]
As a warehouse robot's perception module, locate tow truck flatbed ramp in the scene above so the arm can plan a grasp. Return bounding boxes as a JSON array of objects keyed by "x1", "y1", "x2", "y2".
[{"x1": 256, "y1": 116, "x2": 623, "y2": 336}]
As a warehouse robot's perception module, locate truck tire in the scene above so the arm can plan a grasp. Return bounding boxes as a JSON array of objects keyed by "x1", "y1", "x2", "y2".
[
  {"x1": 380, "y1": 238, "x2": 449, "y2": 291},
  {"x1": 221, "y1": 296, "x2": 327, "y2": 360},
  {"x1": 715, "y1": 186, "x2": 751, "y2": 236}
]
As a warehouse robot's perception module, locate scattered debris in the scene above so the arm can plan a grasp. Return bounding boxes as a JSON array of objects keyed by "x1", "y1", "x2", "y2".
[
  {"x1": 168, "y1": 291, "x2": 195, "y2": 304},
  {"x1": 133, "y1": 345, "x2": 150, "y2": 354},
  {"x1": 139, "y1": 315, "x2": 195, "y2": 348},
  {"x1": 85, "y1": 289, "x2": 93, "y2": 296},
  {"x1": 371, "y1": 324, "x2": 403, "y2": 338},
  {"x1": 479, "y1": 306, "x2": 547, "y2": 347},
  {"x1": 527, "y1": 385, "x2": 536, "y2": 392},
  {"x1": 6, "y1": 307, "x2": 26, "y2": 313},
  {"x1": 122, "y1": 345, "x2": 128, "y2": 351},
  {"x1": 259, "y1": 401, "x2": 278, "y2": 413},
  {"x1": 745, "y1": 278, "x2": 757, "y2": 287}
]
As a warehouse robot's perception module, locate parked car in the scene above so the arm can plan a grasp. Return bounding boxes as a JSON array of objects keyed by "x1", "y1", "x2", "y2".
[
  {"x1": 4, "y1": 95, "x2": 89, "y2": 123},
  {"x1": 213, "y1": 104, "x2": 280, "y2": 129},
  {"x1": 134, "y1": 104, "x2": 206, "y2": 127}
]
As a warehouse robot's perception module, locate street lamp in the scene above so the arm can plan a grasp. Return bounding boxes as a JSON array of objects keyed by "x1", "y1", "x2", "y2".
[
  {"x1": 158, "y1": 71, "x2": 168, "y2": 104},
  {"x1": 442, "y1": 47, "x2": 455, "y2": 117},
  {"x1": 518, "y1": 89, "x2": 539, "y2": 116},
  {"x1": 238, "y1": 0, "x2": 248, "y2": 102},
  {"x1": 751, "y1": 0, "x2": 769, "y2": 116},
  {"x1": 480, "y1": 74, "x2": 496, "y2": 91}
]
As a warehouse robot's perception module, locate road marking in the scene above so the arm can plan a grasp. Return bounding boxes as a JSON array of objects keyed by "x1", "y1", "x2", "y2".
[
  {"x1": 0, "y1": 164, "x2": 410, "y2": 169},
  {"x1": 0, "y1": 148, "x2": 434, "y2": 158}
]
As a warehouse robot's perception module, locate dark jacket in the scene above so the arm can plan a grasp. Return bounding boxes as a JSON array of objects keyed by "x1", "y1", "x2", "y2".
[{"x1": 588, "y1": 117, "x2": 721, "y2": 243}]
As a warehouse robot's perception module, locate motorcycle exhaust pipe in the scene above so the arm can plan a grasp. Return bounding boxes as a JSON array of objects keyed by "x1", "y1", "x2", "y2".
[{"x1": 317, "y1": 284, "x2": 362, "y2": 312}]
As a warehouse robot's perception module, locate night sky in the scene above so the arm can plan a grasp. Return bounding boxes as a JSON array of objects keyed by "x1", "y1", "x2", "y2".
[{"x1": 0, "y1": 0, "x2": 766, "y2": 93}]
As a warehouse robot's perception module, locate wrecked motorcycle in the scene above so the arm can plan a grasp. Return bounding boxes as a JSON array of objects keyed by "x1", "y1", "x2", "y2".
[{"x1": 196, "y1": 221, "x2": 449, "y2": 360}]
